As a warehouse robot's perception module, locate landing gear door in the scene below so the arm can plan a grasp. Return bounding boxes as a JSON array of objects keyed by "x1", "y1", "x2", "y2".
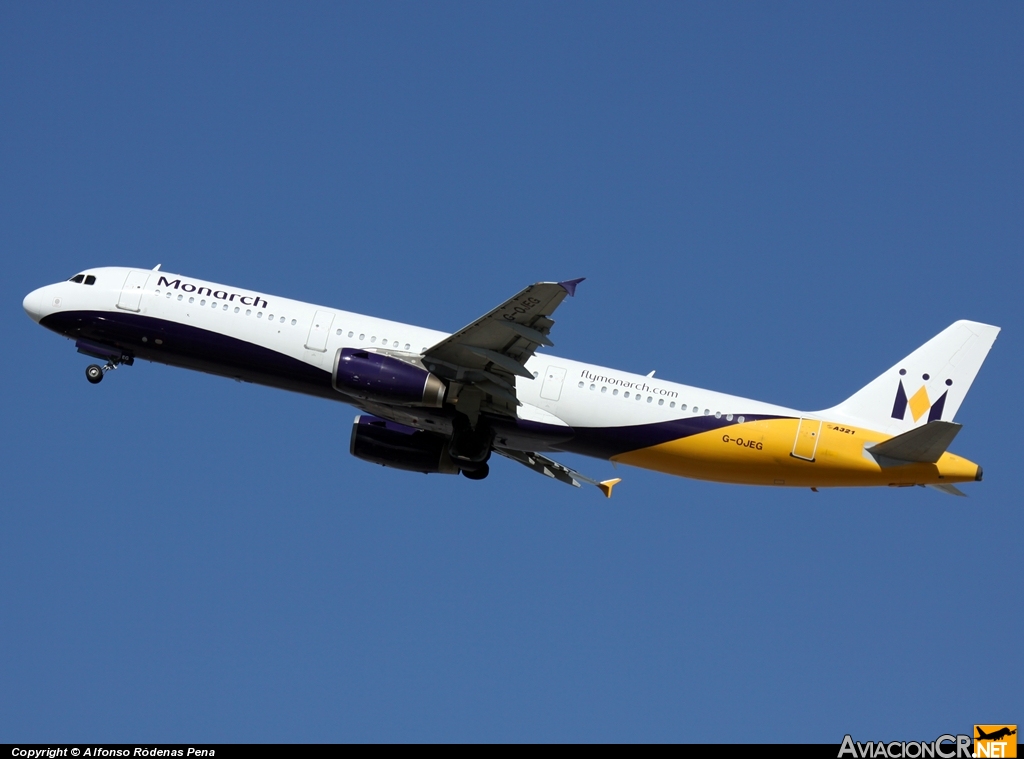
[
  {"x1": 116, "y1": 270, "x2": 151, "y2": 312},
  {"x1": 305, "y1": 310, "x2": 335, "y2": 352},
  {"x1": 540, "y1": 365, "x2": 567, "y2": 401}
]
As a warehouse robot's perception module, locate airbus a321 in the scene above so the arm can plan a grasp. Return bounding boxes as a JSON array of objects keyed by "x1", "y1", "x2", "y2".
[{"x1": 23, "y1": 267, "x2": 999, "y2": 497}]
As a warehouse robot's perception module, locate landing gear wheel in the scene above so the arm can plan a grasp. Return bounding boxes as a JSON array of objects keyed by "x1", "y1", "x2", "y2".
[
  {"x1": 461, "y1": 463, "x2": 489, "y2": 480},
  {"x1": 85, "y1": 364, "x2": 104, "y2": 384},
  {"x1": 449, "y1": 424, "x2": 494, "y2": 464}
]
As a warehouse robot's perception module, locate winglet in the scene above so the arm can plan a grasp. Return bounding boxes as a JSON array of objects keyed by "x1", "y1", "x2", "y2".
[
  {"x1": 558, "y1": 278, "x2": 585, "y2": 297},
  {"x1": 598, "y1": 478, "x2": 621, "y2": 498}
]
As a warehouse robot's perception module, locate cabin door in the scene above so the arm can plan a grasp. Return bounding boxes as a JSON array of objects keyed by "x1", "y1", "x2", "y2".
[
  {"x1": 304, "y1": 310, "x2": 335, "y2": 352},
  {"x1": 791, "y1": 418, "x2": 822, "y2": 461},
  {"x1": 116, "y1": 270, "x2": 151, "y2": 312},
  {"x1": 540, "y1": 365, "x2": 567, "y2": 401}
]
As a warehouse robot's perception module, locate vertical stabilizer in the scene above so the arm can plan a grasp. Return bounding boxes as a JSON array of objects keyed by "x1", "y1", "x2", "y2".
[{"x1": 821, "y1": 320, "x2": 1000, "y2": 434}]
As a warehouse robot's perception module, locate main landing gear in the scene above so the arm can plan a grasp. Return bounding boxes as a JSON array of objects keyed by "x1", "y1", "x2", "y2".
[
  {"x1": 461, "y1": 463, "x2": 490, "y2": 480},
  {"x1": 449, "y1": 416, "x2": 494, "y2": 481}
]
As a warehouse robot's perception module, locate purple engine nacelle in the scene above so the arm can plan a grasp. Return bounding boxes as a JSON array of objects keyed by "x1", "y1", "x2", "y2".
[
  {"x1": 350, "y1": 415, "x2": 459, "y2": 474},
  {"x1": 332, "y1": 348, "x2": 446, "y2": 408}
]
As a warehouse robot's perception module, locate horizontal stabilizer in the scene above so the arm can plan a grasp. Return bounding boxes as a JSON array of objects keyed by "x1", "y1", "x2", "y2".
[
  {"x1": 869, "y1": 420, "x2": 962, "y2": 464},
  {"x1": 928, "y1": 483, "x2": 967, "y2": 497}
]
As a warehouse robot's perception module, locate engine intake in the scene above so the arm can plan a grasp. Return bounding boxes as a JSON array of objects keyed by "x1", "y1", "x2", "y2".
[
  {"x1": 332, "y1": 348, "x2": 445, "y2": 407},
  {"x1": 350, "y1": 415, "x2": 458, "y2": 474}
]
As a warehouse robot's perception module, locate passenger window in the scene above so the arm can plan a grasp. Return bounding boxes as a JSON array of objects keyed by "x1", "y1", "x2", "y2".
[
  {"x1": 84, "y1": 275, "x2": 96, "y2": 285},
  {"x1": 178, "y1": 294, "x2": 183, "y2": 301},
  {"x1": 268, "y1": 314, "x2": 274, "y2": 320},
  {"x1": 624, "y1": 391, "x2": 629, "y2": 398},
  {"x1": 601, "y1": 386, "x2": 607, "y2": 393},
  {"x1": 349, "y1": 332, "x2": 354, "y2": 338},
  {"x1": 738, "y1": 416, "x2": 745, "y2": 424},
  {"x1": 613, "y1": 389, "x2": 619, "y2": 396},
  {"x1": 371, "y1": 336, "x2": 376, "y2": 343},
  {"x1": 292, "y1": 319, "x2": 297, "y2": 325},
  {"x1": 279, "y1": 316, "x2": 285, "y2": 323},
  {"x1": 670, "y1": 401, "x2": 675, "y2": 408},
  {"x1": 359, "y1": 334, "x2": 365, "y2": 340},
  {"x1": 405, "y1": 343, "x2": 410, "y2": 350},
  {"x1": 680, "y1": 404, "x2": 687, "y2": 411},
  {"x1": 336, "y1": 329, "x2": 342, "y2": 335},
  {"x1": 636, "y1": 394, "x2": 642, "y2": 401},
  {"x1": 658, "y1": 398, "x2": 664, "y2": 406},
  {"x1": 646, "y1": 396, "x2": 652, "y2": 403},
  {"x1": 726, "y1": 414, "x2": 733, "y2": 421},
  {"x1": 189, "y1": 297, "x2": 195, "y2": 304},
  {"x1": 246, "y1": 309, "x2": 251, "y2": 316},
  {"x1": 234, "y1": 307, "x2": 240, "y2": 313},
  {"x1": 589, "y1": 384, "x2": 595, "y2": 391},
  {"x1": 257, "y1": 312, "x2": 263, "y2": 318},
  {"x1": 578, "y1": 381, "x2": 584, "y2": 388},
  {"x1": 223, "y1": 304, "x2": 228, "y2": 311},
  {"x1": 166, "y1": 292, "x2": 172, "y2": 298},
  {"x1": 715, "y1": 411, "x2": 721, "y2": 418},
  {"x1": 200, "y1": 299, "x2": 206, "y2": 306}
]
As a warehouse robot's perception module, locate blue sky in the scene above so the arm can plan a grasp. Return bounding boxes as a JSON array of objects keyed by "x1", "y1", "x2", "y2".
[{"x1": 1, "y1": 2, "x2": 1021, "y2": 743}]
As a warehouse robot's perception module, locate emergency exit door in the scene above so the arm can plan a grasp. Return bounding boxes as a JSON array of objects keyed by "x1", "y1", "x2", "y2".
[
  {"x1": 304, "y1": 310, "x2": 335, "y2": 352},
  {"x1": 116, "y1": 270, "x2": 151, "y2": 312},
  {"x1": 791, "y1": 418, "x2": 822, "y2": 462},
  {"x1": 540, "y1": 365, "x2": 567, "y2": 401}
]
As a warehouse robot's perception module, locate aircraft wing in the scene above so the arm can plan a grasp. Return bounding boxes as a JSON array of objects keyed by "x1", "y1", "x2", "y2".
[
  {"x1": 494, "y1": 448, "x2": 621, "y2": 498},
  {"x1": 422, "y1": 279, "x2": 583, "y2": 418}
]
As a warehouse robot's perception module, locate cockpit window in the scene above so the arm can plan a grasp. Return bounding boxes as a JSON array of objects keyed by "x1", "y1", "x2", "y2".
[
  {"x1": 69, "y1": 274, "x2": 85, "y2": 283},
  {"x1": 84, "y1": 275, "x2": 96, "y2": 285}
]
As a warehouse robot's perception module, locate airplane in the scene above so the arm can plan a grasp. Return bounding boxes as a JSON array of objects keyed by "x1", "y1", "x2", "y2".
[
  {"x1": 976, "y1": 728, "x2": 1016, "y2": 742},
  {"x1": 23, "y1": 266, "x2": 1000, "y2": 497}
]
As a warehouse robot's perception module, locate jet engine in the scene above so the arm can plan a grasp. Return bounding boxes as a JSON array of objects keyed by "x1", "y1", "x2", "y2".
[
  {"x1": 349, "y1": 415, "x2": 459, "y2": 474},
  {"x1": 332, "y1": 348, "x2": 446, "y2": 407}
]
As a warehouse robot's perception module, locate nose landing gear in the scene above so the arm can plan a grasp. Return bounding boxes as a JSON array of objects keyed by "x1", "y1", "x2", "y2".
[
  {"x1": 81, "y1": 349, "x2": 134, "y2": 385},
  {"x1": 85, "y1": 355, "x2": 132, "y2": 384}
]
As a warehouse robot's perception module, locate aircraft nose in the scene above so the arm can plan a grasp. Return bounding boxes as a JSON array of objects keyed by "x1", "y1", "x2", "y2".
[{"x1": 23, "y1": 287, "x2": 44, "y2": 322}]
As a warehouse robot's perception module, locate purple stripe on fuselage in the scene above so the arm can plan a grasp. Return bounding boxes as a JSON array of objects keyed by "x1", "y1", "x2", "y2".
[
  {"x1": 41, "y1": 310, "x2": 336, "y2": 400},
  {"x1": 550, "y1": 413, "x2": 787, "y2": 459},
  {"x1": 41, "y1": 310, "x2": 788, "y2": 460}
]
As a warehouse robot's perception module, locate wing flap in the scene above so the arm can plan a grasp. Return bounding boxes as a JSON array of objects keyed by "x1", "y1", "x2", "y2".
[
  {"x1": 494, "y1": 448, "x2": 621, "y2": 497},
  {"x1": 423, "y1": 279, "x2": 582, "y2": 419}
]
